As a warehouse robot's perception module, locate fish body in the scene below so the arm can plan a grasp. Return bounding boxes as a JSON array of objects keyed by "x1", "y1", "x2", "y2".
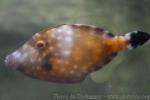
[{"x1": 5, "y1": 24, "x2": 150, "y2": 83}]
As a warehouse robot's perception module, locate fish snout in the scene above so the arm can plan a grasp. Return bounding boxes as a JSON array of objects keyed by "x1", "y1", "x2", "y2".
[{"x1": 5, "y1": 51, "x2": 23, "y2": 70}]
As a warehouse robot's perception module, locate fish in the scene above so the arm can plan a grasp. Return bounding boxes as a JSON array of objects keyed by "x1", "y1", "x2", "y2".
[{"x1": 5, "y1": 24, "x2": 150, "y2": 83}]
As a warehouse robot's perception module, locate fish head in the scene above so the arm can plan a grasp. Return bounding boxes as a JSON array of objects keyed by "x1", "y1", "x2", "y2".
[{"x1": 5, "y1": 31, "x2": 52, "y2": 71}]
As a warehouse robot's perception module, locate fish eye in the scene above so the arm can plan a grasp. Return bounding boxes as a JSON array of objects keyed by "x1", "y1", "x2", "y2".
[{"x1": 36, "y1": 41, "x2": 45, "y2": 49}]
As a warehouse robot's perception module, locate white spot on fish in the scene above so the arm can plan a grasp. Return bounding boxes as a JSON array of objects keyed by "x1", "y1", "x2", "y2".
[
  {"x1": 73, "y1": 65, "x2": 78, "y2": 69},
  {"x1": 37, "y1": 58, "x2": 42, "y2": 62},
  {"x1": 70, "y1": 70, "x2": 74, "y2": 74},
  {"x1": 34, "y1": 33, "x2": 40, "y2": 37},
  {"x1": 64, "y1": 61, "x2": 69, "y2": 65},
  {"x1": 66, "y1": 30, "x2": 73, "y2": 35},
  {"x1": 22, "y1": 44, "x2": 29, "y2": 50},
  {"x1": 30, "y1": 58, "x2": 35, "y2": 63},
  {"x1": 55, "y1": 25, "x2": 74, "y2": 59},
  {"x1": 81, "y1": 66, "x2": 88, "y2": 73},
  {"x1": 56, "y1": 35, "x2": 63, "y2": 40},
  {"x1": 57, "y1": 28, "x2": 63, "y2": 33},
  {"x1": 51, "y1": 33, "x2": 55, "y2": 38},
  {"x1": 62, "y1": 50, "x2": 71, "y2": 57},
  {"x1": 125, "y1": 32, "x2": 131, "y2": 41},
  {"x1": 60, "y1": 67, "x2": 66, "y2": 72},
  {"x1": 54, "y1": 53, "x2": 59, "y2": 56},
  {"x1": 49, "y1": 47, "x2": 54, "y2": 51},
  {"x1": 12, "y1": 51, "x2": 22, "y2": 60},
  {"x1": 22, "y1": 53, "x2": 28, "y2": 58},
  {"x1": 64, "y1": 37, "x2": 72, "y2": 42}
]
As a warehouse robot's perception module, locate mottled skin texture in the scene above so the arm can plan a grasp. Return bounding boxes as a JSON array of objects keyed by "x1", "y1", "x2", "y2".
[{"x1": 6, "y1": 24, "x2": 128, "y2": 83}]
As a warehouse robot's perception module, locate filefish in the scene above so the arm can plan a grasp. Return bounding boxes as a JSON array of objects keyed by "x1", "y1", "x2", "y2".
[{"x1": 5, "y1": 24, "x2": 150, "y2": 83}]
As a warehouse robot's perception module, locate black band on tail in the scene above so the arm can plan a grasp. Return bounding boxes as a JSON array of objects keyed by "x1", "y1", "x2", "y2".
[{"x1": 125, "y1": 31, "x2": 150, "y2": 48}]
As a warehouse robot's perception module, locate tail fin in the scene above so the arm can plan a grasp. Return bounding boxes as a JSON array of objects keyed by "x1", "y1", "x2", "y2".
[{"x1": 125, "y1": 31, "x2": 150, "y2": 49}]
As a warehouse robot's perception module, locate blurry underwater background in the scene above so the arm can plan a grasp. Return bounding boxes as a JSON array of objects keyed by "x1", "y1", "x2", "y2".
[{"x1": 0, "y1": 0, "x2": 150, "y2": 100}]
